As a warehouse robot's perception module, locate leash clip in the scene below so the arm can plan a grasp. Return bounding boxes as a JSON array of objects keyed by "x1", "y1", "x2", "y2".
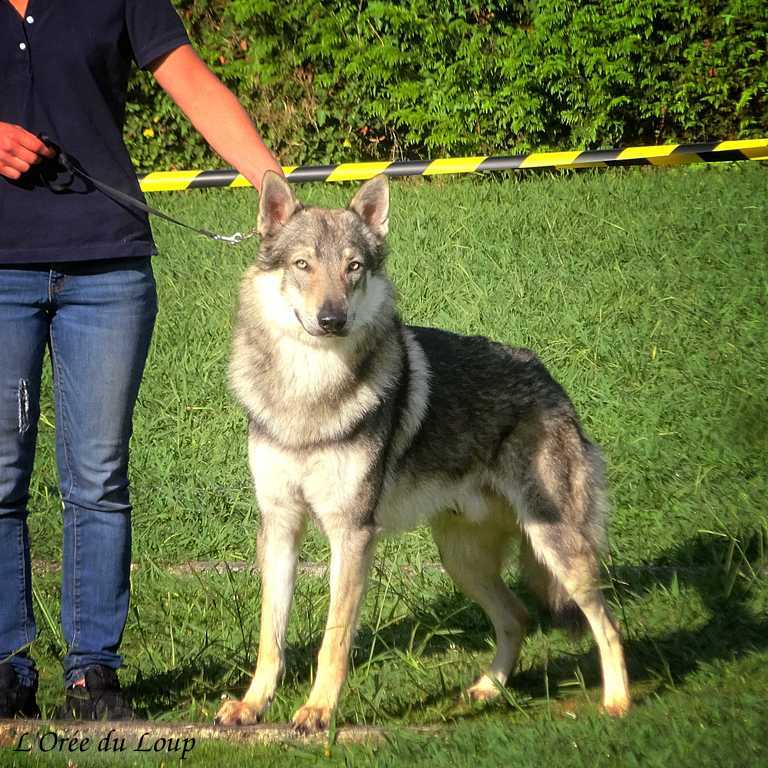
[{"x1": 211, "y1": 230, "x2": 257, "y2": 246}]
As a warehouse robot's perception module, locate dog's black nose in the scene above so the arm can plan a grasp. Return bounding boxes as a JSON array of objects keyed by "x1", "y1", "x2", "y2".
[
  {"x1": 317, "y1": 300, "x2": 348, "y2": 334},
  {"x1": 317, "y1": 311, "x2": 347, "y2": 334}
]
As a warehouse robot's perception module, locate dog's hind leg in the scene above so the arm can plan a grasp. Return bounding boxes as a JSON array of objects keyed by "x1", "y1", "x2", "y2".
[
  {"x1": 512, "y1": 428, "x2": 630, "y2": 716},
  {"x1": 215, "y1": 505, "x2": 305, "y2": 726},
  {"x1": 431, "y1": 507, "x2": 529, "y2": 701},
  {"x1": 519, "y1": 534, "x2": 587, "y2": 635},
  {"x1": 292, "y1": 526, "x2": 377, "y2": 734},
  {"x1": 522, "y1": 521, "x2": 630, "y2": 715}
]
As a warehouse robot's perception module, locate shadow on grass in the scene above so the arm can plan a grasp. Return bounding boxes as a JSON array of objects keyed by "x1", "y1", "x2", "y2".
[
  {"x1": 375, "y1": 528, "x2": 768, "y2": 718},
  {"x1": 125, "y1": 659, "x2": 232, "y2": 719}
]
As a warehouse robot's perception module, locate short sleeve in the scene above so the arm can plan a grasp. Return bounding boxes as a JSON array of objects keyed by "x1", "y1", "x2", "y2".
[{"x1": 125, "y1": 0, "x2": 191, "y2": 70}]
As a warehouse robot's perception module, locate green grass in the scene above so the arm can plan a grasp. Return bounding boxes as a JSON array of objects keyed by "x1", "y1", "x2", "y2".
[{"x1": 6, "y1": 163, "x2": 767, "y2": 766}]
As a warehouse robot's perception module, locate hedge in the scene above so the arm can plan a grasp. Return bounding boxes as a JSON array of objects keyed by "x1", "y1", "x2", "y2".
[{"x1": 125, "y1": 0, "x2": 768, "y2": 171}]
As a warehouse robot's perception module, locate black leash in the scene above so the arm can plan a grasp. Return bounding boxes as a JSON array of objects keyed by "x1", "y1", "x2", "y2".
[{"x1": 39, "y1": 135, "x2": 257, "y2": 246}]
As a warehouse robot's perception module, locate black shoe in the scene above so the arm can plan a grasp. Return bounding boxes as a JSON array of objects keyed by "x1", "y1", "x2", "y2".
[
  {"x1": 59, "y1": 666, "x2": 134, "y2": 720},
  {"x1": 0, "y1": 663, "x2": 40, "y2": 719}
]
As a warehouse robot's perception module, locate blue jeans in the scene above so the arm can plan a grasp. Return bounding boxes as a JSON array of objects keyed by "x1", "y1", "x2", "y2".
[{"x1": 0, "y1": 257, "x2": 157, "y2": 687}]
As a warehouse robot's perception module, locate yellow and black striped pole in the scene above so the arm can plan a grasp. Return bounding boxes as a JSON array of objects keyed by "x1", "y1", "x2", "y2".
[{"x1": 139, "y1": 139, "x2": 768, "y2": 192}]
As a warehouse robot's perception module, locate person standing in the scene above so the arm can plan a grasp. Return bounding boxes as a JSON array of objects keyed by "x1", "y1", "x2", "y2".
[{"x1": 0, "y1": 0, "x2": 281, "y2": 719}]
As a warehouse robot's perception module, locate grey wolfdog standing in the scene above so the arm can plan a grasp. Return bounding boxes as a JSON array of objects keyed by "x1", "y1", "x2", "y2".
[{"x1": 215, "y1": 172, "x2": 630, "y2": 732}]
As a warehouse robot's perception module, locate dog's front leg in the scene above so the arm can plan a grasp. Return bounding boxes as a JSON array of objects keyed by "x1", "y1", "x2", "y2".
[
  {"x1": 292, "y1": 527, "x2": 376, "y2": 734},
  {"x1": 216, "y1": 512, "x2": 304, "y2": 726}
]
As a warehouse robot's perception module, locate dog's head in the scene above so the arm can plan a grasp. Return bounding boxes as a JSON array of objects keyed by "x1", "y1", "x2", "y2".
[{"x1": 252, "y1": 171, "x2": 391, "y2": 339}]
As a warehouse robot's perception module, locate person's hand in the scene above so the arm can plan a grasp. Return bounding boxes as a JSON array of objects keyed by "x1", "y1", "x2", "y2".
[{"x1": 0, "y1": 122, "x2": 55, "y2": 180}]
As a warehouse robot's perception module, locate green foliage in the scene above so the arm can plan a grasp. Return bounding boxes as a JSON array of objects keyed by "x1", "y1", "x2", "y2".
[{"x1": 125, "y1": 0, "x2": 768, "y2": 170}]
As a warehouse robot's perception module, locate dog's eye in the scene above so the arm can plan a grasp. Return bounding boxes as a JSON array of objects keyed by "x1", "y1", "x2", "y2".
[
  {"x1": 294, "y1": 259, "x2": 309, "y2": 270},
  {"x1": 348, "y1": 261, "x2": 363, "y2": 273}
]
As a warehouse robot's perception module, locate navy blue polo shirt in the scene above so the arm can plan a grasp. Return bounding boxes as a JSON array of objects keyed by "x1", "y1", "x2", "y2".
[{"x1": 0, "y1": 0, "x2": 190, "y2": 264}]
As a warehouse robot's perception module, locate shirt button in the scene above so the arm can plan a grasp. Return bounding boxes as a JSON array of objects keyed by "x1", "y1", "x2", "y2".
[
  {"x1": 26, "y1": 15, "x2": 34, "y2": 23},
  {"x1": 19, "y1": 42, "x2": 27, "y2": 50}
]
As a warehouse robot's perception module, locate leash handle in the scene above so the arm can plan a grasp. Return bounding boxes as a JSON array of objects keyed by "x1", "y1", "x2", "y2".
[{"x1": 38, "y1": 134, "x2": 257, "y2": 247}]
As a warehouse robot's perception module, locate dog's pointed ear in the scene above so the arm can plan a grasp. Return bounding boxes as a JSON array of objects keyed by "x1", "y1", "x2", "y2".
[
  {"x1": 349, "y1": 175, "x2": 389, "y2": 240},
  {"x1": 258, "y1": 171, "x2": 300, "y2": 238}
]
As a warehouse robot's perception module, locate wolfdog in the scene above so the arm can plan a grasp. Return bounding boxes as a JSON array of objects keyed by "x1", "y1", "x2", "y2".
[{"x1": 215, "y1": 172, "x2": 630, "y2": 732}]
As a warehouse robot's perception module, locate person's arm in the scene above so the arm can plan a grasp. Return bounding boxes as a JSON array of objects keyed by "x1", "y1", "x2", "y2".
[
  {"x1": 151, "y1": 45, "x2": 283, "y2": 192},
  {"x1": 0, "y1": 123, "x2": 55, "y2": 180}
]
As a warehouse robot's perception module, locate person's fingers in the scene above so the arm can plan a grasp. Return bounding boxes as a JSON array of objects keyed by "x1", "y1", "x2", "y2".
[
  {"x1": 14, "y1": 127, "x2": 55, "y2": 158},
  {"x1": 11, "y1": 144, "x2": 42, "y2": 166},
  {"x1": 0, "y1": 123, "x2": 54, "y2": 178},
  {"x1": 1, "y1": 153, "x2": 31, "y2": 175},
  {"x1": 0, "y1": 164, "x2": 22, "y2": 180}
]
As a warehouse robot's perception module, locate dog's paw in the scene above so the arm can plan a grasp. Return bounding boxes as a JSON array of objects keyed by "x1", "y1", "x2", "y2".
[
  {"x1": 214, "y1": 699, "x2": 265, "y2": 726},
  {"x1": 602, "y1": 694, "x2": 631, "y2": 717},
  {"x1": 291, "y1": 704, "x2": 332, "y2": 735},
  {"x1": 465, "y1": 675, "x2": 503, "y2": 702}
]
